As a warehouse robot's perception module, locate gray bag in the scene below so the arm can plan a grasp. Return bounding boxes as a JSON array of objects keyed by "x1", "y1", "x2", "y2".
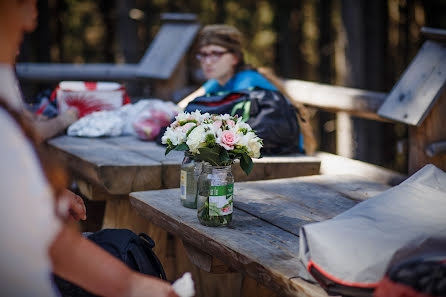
[{"x1": 298, "y1": 164, "x2": 446, "y2": 297}]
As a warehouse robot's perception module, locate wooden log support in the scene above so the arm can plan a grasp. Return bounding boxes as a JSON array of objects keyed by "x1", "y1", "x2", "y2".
[
  {"x1": 421, "y1": 26, "x2": 446, "y2": 43},
  {"x1": 283, "y1": 79, "x2": 388, "y2": 121}
]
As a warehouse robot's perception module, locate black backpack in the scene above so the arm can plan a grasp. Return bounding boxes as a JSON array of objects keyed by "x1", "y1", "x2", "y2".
[
  {"x1": 184, "y1": 88, "x2": 302, "y2": 155},
  {"x1": 54, "y1": 229, "x2": 166, "y2": 297}
]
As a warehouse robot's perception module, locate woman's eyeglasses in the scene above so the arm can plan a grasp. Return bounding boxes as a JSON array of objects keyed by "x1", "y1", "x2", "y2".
[{"x1": 196, "y1": 50, "x2": 230, "y2": 62}]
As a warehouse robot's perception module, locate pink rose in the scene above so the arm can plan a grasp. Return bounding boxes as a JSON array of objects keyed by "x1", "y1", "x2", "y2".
[
  {"x1": 213, "y1": 120, "x2": 222, "y2": 130},
  {"x1": 220, "y1": 130, "x2": 238, "y2": 150},
  {"x1": 170, "y1": 120, "x2": 179, "y2": 128},
  {"x1": 181, "y1": 122, "x2": 195, "y2": 132},
  {"x1": 227, "y1": 120, "x2": 235, "y2": 127}
]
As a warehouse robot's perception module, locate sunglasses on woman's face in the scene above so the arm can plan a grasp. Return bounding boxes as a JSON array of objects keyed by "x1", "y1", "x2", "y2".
[{"x1": 196, "y1": 50, "x2": 230, "y2": 62}]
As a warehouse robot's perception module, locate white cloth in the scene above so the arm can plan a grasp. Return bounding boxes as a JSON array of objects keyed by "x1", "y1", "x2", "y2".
[
  {"x1": 0, "y1": 108, "x2": 61, "y2": 297},
  {"x1": 172, "y1": 272, "x2": 195, "y2": 297},
  {"x1": 0, "y1": 64, "x2": 23, "y2": 111}
]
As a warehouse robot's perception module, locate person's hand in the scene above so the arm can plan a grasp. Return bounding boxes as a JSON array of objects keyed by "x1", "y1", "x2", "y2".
[
  {"x1": 58, "y1": 189, "x2": 87, "y2": 221},
  {"x1": 128, "y1": 273, "x2": 180, "y2": 297},
  {"x1": 58, "y1": 108, "x2": 79, "y2": 127}
]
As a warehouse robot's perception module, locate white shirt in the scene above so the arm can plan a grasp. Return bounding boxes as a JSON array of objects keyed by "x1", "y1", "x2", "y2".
[
  {"x1": 0, "y1": 64, "x2": 24, "y2": 111},
  {"x1": 0, "y1": 109, "x2": 60, "y2": 296}
]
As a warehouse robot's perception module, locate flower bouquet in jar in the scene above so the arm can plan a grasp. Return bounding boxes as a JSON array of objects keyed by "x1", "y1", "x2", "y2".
[{"x1": 162, "y1": 110, "x2": 263, "y2": 226}]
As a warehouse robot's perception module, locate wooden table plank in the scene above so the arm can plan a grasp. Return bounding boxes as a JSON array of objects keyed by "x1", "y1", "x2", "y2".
[
  {"x1": 51, "y1": 135, "x2": 321, "y2": 191},
  {"x1": 104, "y1": 136, "x2": 321, "y2": 186},
  {"x1": 234, "y1": 175, "x2": 389, "y2": 236},
  {"x1": 47, "y1": 136, "x2": 163, "y2": 194},
  {"x1": 129, "y1": 189, "x2": 326, "y2": 297},
  {"x1": 103, "y1": 136, "x2": 185, "y2": 188}
]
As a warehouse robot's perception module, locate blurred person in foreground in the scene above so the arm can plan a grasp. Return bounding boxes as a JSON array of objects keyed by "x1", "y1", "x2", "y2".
[
  {"x1": 178, "y1": 24, "x2": 316, "y2": 155},
  {"x1": 0, "y1": 1, "x2": 178, "y2": 296}
]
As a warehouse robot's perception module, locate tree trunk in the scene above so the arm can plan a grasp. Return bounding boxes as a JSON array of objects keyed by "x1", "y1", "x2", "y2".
[{"x1": 340, "y1": 0, "x2": 390, "y2": 166}]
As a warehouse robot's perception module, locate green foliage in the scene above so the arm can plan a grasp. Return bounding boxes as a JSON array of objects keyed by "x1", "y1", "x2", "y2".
[{"x1": 164, "y1": 142, "x2": 189, "y2": 155}]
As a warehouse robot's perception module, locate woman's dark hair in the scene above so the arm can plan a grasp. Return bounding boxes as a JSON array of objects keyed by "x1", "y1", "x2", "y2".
[{"x1": 195, "y1": 24, "x2": 251, "y2": 72}]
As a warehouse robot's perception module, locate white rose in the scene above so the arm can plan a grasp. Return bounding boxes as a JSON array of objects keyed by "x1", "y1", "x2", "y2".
[
  {"x1": 234, "y1": 121, "x2": 251, "y2": 133},
  {"x1": 190, "y1": 110, "x2": 208, "y2": 123},
  {"x1": 186, "y1": 125, "x2": 206, "y2": 153},
  {"x1": 247, "y1": 137, "x2": 262, "y2": 158},
  {"x1": 238, "y1": 131, "x2": 256, "y2": 146},
  {"x1": 162, "y1": 126, "x2": 181, "y2": 145},
  {"x1": 175, "y1": 111, "x2": 190, "y2": 123},
  {"x1": 220, "y1": 114, "x2": 231, "y2": 121},
  {"x1": 238, "y1": 132, "x2": 262, "y2": 158}
]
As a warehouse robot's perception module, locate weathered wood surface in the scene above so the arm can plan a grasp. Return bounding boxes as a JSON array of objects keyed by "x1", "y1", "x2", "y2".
[
  {"x1": 378, "y1": 40, "x2": 446, "y2": 126},
  {"x1": 129, "y1": 174, "x2": 389, "y2": 297},
  {"x1": 316, "y1": 151, "x2": 406, "y2": 185},
  {"x1": 137, "y1": 21, "x2": 200, "y2": 80},
  {"x1": 48, "y1": 135, "x2": 321, "y2": 198},
  {"x1": 409, "y1": 90, "x2": 446, "y2": 174},
  {"x1": 16, "y1": 14, "x2": 200, "y2": 82},
  {"x1": 46, "y1": 136, "x2": 162, "y2": 194},
  {"x1": 235, "y1": 175, "x2": 391, "y2": 236},
  {"x1": 283, "y1": 78, "x2": 389, "y2": 121},
  {"x1": 105, "y1": 136, "x2": 320, "y2": 184}
]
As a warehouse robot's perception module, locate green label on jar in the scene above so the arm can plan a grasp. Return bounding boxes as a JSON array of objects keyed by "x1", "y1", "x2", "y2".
[{"x1": 209, "y1": 184, "x2": 233, "y2": 216}]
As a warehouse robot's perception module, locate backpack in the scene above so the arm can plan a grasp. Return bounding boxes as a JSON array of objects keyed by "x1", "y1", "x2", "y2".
[
  {"x1": 375, "y1": 254, "x2": 446, "y2": 297},
  {"x1": 184, "y1": 88, "x2": 302, "y2": 155},
  {"x1": 54, "y1": 229, "x2": 166, "y2": 297}
]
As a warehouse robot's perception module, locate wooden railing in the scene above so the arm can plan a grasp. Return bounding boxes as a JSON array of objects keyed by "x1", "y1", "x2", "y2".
[{"x1": 283, "y1": 78, "x2": 390, "y2": 122}]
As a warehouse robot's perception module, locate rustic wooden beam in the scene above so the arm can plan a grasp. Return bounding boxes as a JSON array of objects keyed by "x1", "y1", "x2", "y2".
[
  {"x1": 316, "y1": 151, "x2": 406, "y2": 185},
  {"x1": 421, "y1": 27, "x2": 446, "y2": 43},
  {"x1": 283, "y1": 79, "x2": 390, "y2": 122}
]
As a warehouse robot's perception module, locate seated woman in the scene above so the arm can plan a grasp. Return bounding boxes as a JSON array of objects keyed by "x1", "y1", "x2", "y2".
[
  {"x1": 178, "y1": 24, "x2": 276, "y2": 108},
  {"x1": 178, "y1": 24, "x2": 316, "y2": 155}
]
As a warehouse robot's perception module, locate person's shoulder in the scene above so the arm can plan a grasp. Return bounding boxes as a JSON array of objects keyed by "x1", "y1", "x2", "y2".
[
  {"x1": 234, "y1": 70, "x2": 277, "y2": 91},
  {"x1": 234, "y1": 69, "x2": 260, "y2": 79},
  {"x1": 202, "y1": 79, "x2": 220, "y2": 93}
]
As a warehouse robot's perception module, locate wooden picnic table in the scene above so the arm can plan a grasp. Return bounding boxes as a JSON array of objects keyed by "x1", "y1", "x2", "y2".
[
  {"x1": 129, "y1": 174, "x2": 392, "y2": 297},
  {"x1": 46, "y1": 134, "x2": 404, "y2": 297},
  {"x1": 46, "y1": 134, "x2": 325, "y2": 296}
]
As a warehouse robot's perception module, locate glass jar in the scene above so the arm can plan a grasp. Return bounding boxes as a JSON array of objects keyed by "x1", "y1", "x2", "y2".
[
  {"x1": 197, "y1": 163, "x2": 234, "y2": 227},
  {"x1": 180, "y1": 152, "x2": 202, "y2": 208}
]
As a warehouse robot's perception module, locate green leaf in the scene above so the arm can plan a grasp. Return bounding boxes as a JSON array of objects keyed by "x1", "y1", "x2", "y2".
[
  {"x1": 231, "y1": 148, "x2": 245, "y2": 154},
  {"x1": 196, "y1": 147, "x2": 221, "y2": 165},
  {"x1": 219, "y1": 149, "x2": 230, "y2": 163},
  {"x1": 174, "y1": 143, "x2": 189, "y2": 151},
  {"x1": 165, "y1": 146, "x2": 174, "y2": 155},
  {"x1": 240, "y1": 154, "x2": 253, "y2": 175},
  {"x1": 185, "y1": 125, "x2": 197, "y2": 137}
]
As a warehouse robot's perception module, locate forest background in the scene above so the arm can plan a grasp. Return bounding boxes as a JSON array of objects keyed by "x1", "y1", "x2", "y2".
[{"x1": 18, "y1": 0, "x2": 446, "y2": 173}]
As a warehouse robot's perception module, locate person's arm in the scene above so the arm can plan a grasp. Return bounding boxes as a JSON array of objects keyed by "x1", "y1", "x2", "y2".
[
  {"x1": 50, "y1": 226, "x2": 178, "y2": 297},
  {"x1": 177, "y1": 87, "x2": 206, "y2": 109},
  {"x1": 24, "y1": 109, "x2": 78, "y2": 143}
]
